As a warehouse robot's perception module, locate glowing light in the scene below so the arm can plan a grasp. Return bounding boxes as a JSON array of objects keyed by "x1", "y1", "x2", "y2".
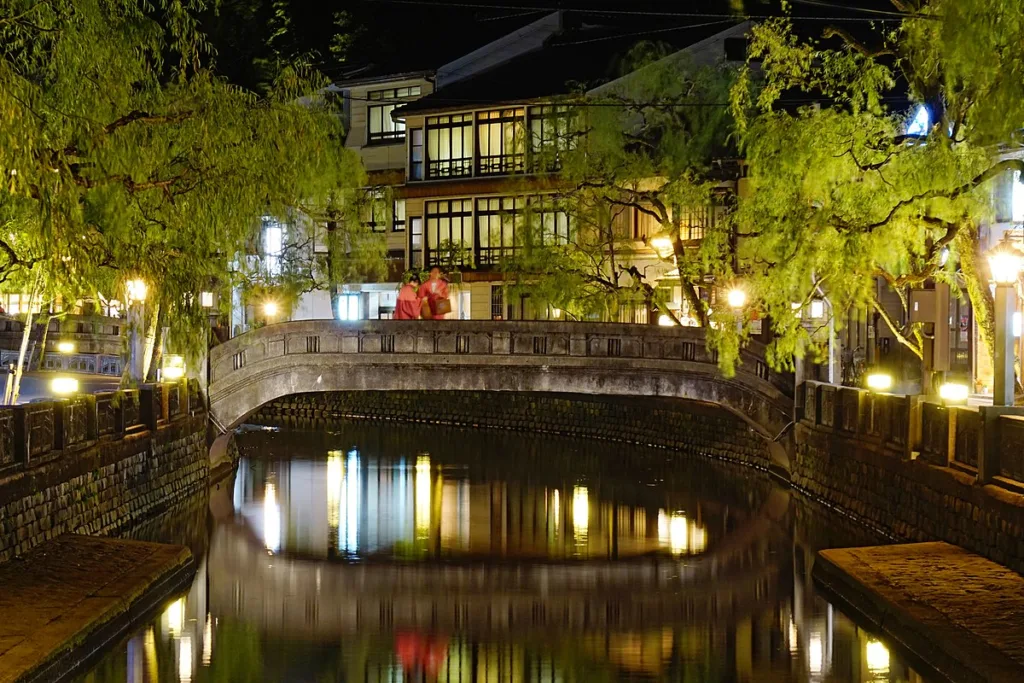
[
  {"x1": 200, "y1": 291, "x2": 214, "y2": 309},
  {"x1": 551, "y1": 308, "x2": 561, "y2": 318},
  {"x1": 162, "y1": 354, "x2": 185, "y2": 381},
  {"x1": 165, "y1": 597, "x2": 185, "y2": 636},
  {"x1": 810, "y1": 299, "x2": 825, "y2": 319},
  {"x1": 1014, "y1": 171, "x2": 1024, "y2": 223},
  {"x1": 339, "y1": 451, "x2": 359, "y2": 553},
  {"x1": 1014, "y1": 312, "x2": 1022, "y2": 338},
  {"x1": 658, "y1": 314, "x2": 675, "y2": 326},
  {"x1": 865, "y1": 639, "x2": 890, "y2": 674},
  {"x1": 415, "y1": 455, "x2": 432, "y2": 541},
  {"x1": 865, "y1": 373, "x2": 893, "y2": 392},
  {"x1": 939, "y1": 382, "x2": 969, "y2": 404},
  {"x1": 51, "y1": 376, "x2": 79, "y2": 396},
  {"x1": 726, "y1": 288, "x2": 747, "y2": 310},
  {"x1": 144, "y1": 627, "x2": 158, "y2": 677},
  {"x1": 178, "y1": 635, "x2": 193, "y2": 683},
  {"x1": 57, "y1": 341, "x2": 75, "y2": 354},
  {"x1": 988, "y1": 243, "x2": 1022, "y2": 285},
  {"x1": 788, "y1": 619, "x2": 799, "y2": 654},
  {"x1": 792, "y1": 302, "x2": 803, "y2": 319},
  {"x1": 906, "y1": 104, "x2": 929, "y2": 136},
  {"x1": 327, "y1": 451, "x2": 342, "y2": 533},
  {"x1": 650, "y1": 236, "x2": 674, "y2": 256},
  {"x1": 263, "y1": 482, "x2": 280, "y2": 553},
  {"x1": 572, "y1": 486, "x2": 589, "y2": 539},
  {"x1": 201, "y1": 613, "x2": 213, "y2": 666},
  {"x1": 263, "y1": 301, "x2": 279, "y2": 318},
  {"x1": 126, "y1": 279, "x2": 148, "y2": 304},
  {"x1": 808, "y1": 632, "x2": 823, "y2": 674},
  {"x1": 658, "y1": 509, "x2": 704, "y2": 555},
  {"x1": 550, "y1": 488, "x2": 560, "y2": 542}
]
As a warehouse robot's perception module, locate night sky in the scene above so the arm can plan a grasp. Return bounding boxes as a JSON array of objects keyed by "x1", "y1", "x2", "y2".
[{"x1": 202, "y1": 0, "x2": 905, "y2": 89}]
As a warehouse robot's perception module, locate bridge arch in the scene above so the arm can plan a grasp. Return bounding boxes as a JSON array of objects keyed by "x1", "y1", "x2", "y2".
[{"x1": 209, "y1": 320, "x2": 794, "y2": 464}]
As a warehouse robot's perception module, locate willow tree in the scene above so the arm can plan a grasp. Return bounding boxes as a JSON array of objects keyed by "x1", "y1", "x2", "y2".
[
  {"x1": 730, "y1": 2, "x2": 1024, "y2": 379},
  {"x1": 503, "y1": 46, "x2": 739, "y2": 325},
  {"x1": 0, "y1": 0, "x2": 369, "y2": 395}
]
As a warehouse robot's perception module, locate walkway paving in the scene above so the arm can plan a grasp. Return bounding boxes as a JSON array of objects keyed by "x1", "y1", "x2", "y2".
[
  {"x1": 816, "y1": 542, "x2": 1024, "y2": 683},
  {"x1": 0, "y1": 535, "x2": 193, "y2": 683}
]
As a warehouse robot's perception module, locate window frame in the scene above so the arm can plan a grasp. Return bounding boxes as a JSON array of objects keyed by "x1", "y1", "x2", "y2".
[
  {"x1": 476, "y1": 108, "x2": 525, "y2": 176},
  {"x1": 425, "y1": 199, "x2": 474, "y2": 267},
  {"x1": 425, "y1": 114, "x2": 474, "y2": 179},
  {"x1": 366, "y1": 86, "x2": 421, "y2": 145}
]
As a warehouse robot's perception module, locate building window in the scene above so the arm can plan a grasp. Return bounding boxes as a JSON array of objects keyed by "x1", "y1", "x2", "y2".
[
  {"x1": 426, "y1": 114, "x2": 473, "y2": 179},
  {"x1": 363, "y1": 192, "x2": 388, "y2": 233},
  {"x1": 337, "y1": 294, "x2": 360, "y2": 321},
  {"x1": 490, "y1": 285, "x2": 504, "y2": 320},
  {"x1": 425, "y1": 199, "x2": 473, "y2": 266},
  {"x1": 531, "y1": 195, "x2": 572, "y2": 245},
  {"x1": 477, "y1": 109, "x2": 525, "y2": 176},
  {"x1": 262, "y1": 218, "x2": 284, "y2": 276},
  {"x1": 392, "y1": 199, "x2": 406, "y2": 232},
  {"x1": 1, "y1": 293, "x2": 41, "y2": 316},
  {"x1": 409, "y1": 216, "x2": 423, "y2": 268},
  {"x1": 476, "y1": 196, "x2": 523, "y2": 266},
  {"x1": 528, "y1": 105, "x2": 574, "y2": 172},
  {"x1": 1013, "y1": 171, "x2": 1024, "y2": 223},
  {"x1": 367, "y1": 86, "x2": 421, "y2": 144},
  {"x1": 675, "y1": 205, "x2": 712, "y2": 242},
  {"x1": 409, "y1": 128, "x2": 424, "y2": 180}
]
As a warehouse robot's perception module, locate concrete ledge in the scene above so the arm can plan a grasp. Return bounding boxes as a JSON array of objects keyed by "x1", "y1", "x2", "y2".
[
  {"x1": 0, "y1": 535, "x2": 194, "y2": 683},
  {"x1": 815, "y1": 542, "x2": 1024, "y2": 683}
]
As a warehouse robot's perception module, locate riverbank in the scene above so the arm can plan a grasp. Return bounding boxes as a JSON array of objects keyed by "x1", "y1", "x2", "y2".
[
  {"x1": 0, "y1": 535, "x2": 194, "y2": 683},
  {"x1": 815, "y1": 542, "x2": 1024, "y2": 683}
]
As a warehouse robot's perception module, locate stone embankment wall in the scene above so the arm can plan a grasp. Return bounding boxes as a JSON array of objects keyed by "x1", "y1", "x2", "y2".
[
  {"x1": 250, "y1": 390, "x2": 774, "y2": 472},
  {"x1": 0, "y1": 381, "x2": 208, "y2": 562},
  {"x1": 795, "y1": 381, "x2": 1024, "y2": 575}
]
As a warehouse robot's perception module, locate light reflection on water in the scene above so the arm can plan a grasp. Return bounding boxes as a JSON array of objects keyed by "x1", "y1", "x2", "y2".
[{"x1": 75, "y1": 425, "x2": 935, "y2": 683}]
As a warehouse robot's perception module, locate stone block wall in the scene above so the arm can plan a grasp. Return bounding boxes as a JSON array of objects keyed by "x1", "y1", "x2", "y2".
[
  {"x1": 794, "y1": 421, "x2": 1024, "y2": 575},
  {"x1": 0, "y1": 414, "x2": 208, "y2": 562},
  {"x1": 250, "y1": 391, "x2": 774, "y2": 472}
]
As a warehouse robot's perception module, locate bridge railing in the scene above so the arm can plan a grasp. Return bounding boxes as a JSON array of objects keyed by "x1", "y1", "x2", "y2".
[
  {"x1": 0, "y1": 378, "x2": 203, "y2": 476},
  {"x1": 210, "y1": 320, "x2": 795, "y2": 399},
  {"x1": 799, "y1": 380, "x2": 1024, "y2": 488}
]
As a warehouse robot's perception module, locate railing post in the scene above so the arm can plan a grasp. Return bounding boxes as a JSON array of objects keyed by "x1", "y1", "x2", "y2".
[
  {"x1": 979, "y1": 406, "x2": 1024, "y2": 483},
  {"x1": 140, "y1": 384, "x2": 160, "y2": 431}
]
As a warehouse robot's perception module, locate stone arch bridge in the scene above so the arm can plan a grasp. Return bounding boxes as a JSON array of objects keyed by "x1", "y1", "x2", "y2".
[{"x1": 209, "y1": 320, "x2": 794, "y2": 464}]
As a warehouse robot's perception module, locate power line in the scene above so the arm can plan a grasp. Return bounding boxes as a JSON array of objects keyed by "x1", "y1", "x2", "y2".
[
  {"x1": 788, "y1": 0, "x2": 934, "y2": 20},
  {"x1": 364, "y1": 0, "x2": 927, "y2": 22},
  {"x1": 554, "y1": 19, "x2": 739, "y2": 46}
]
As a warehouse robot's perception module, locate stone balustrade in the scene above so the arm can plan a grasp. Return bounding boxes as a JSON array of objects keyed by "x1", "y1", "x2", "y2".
[
  {"x1": 799, "y1": 380, "x2": 1024, "y2": 487},
  {"x1": 0, "y1": 378, "x2": 201, "y2": 477}
]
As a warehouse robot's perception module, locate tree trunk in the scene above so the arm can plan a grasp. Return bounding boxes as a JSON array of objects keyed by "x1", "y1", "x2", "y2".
[
  {"x1": 34, "y1": 314, "x2": 52, "y2": 371},
  {"x1": 958, "y1": 229, "x2": 995, "y2": 362},
  {"x1": 141, "y1": 301, "x2": 161, "y2": 382},
  {"x1": 10, "y1": 271, "x2": 41, "y2": 405},
  {"x1": 326, "y1": 219, "x2": 341, "y2": 319}
]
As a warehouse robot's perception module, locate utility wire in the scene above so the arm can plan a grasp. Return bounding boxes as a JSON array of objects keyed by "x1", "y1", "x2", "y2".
[
  {"x1": 554, "y1": 19, "x2": 739, "y2": 46},
  {"x1": 364, "y1": 0, "x2": 933, "y2": 22}
]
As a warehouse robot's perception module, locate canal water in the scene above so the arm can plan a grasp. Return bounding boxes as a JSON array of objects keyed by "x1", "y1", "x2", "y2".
[{"x1": 75, "y1": 424, "x2": 933, "y2": 683}]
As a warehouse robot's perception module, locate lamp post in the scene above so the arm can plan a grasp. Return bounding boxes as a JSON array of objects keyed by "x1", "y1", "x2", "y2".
[
  {"x1": 126, "y1": 278, "x2": 148, "y2": 382},
  {"x1": 201, "y1": 291, "x2": 215, "y2": 404},
  {"x1": 987, "y1": 234, "x2": 1022, "y2": 406},
  {"x1": 727, "y1": 286, "x2": 747, "y2": 335}
]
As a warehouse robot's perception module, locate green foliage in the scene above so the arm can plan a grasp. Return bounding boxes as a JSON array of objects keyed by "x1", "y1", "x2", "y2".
[
  {"x1": 504, "y1": 48, "x2": 740, "y2": 331},
  {"x1": 731, "y1": 6, "x2": 1024, "y2": 372},
  {"x1": 0, "y1": 0, "x2": 370, "y2": 365}
]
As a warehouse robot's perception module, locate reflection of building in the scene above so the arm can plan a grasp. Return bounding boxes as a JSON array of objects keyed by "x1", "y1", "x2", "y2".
[{"x1": 232, "y1": 452, "x2": 710, "y2": 561}]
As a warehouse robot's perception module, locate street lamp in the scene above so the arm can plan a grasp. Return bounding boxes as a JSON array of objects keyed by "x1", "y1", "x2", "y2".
[
  {"x1": 162, "y1": 354, "x2": 185, "y2": 381},
  {"x1": 263, "y1": 301, "x2": 279, "y2": 320},
  {"x1": 726, "y1": 288, "x2": 747, "y2": 310},
  {"x1": 57, "y1": 341, "x2": 75, "y2": 354},
  {"x1": 987, "y1": 234, "x2": 1022, "y2": 406},
  {"x1": 125, "y1": 278, "x2": 148, "y2": 305},
  {"x1": 200, "y1": 291, "x2": 215, "y2": 309},
  {"x1": 866, "y1": 372, "x2": 893, "y2": 392},
  {"x1": 51, "y1": 376, "x2": 79, "y2": 396},
  {"x1": 125, "y1": 278, "x2": 148, "y2": 382}
]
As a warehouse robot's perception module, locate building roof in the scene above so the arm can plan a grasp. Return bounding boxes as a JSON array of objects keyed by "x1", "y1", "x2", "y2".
[{"x1": 394, "y1": 18, "x2": 748, "y2": 118}]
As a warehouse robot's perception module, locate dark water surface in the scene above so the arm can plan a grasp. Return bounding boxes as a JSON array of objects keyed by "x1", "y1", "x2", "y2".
[{"x1": 76, "y1": 424, "x2": 933, "y2": 682}]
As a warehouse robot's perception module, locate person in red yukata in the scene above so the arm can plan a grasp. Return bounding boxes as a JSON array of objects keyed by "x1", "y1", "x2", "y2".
[
  {"x1": 394, "y1": 274, "x2": 422, "y2": 320},
  {"x1": 417, "y1": 267, "x2": 450, "y2": 319}
]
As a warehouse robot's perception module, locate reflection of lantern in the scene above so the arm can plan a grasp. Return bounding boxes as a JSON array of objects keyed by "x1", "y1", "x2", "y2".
[{"x1": 394, "y1": 632, "x2": 449, "y2": 676}]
